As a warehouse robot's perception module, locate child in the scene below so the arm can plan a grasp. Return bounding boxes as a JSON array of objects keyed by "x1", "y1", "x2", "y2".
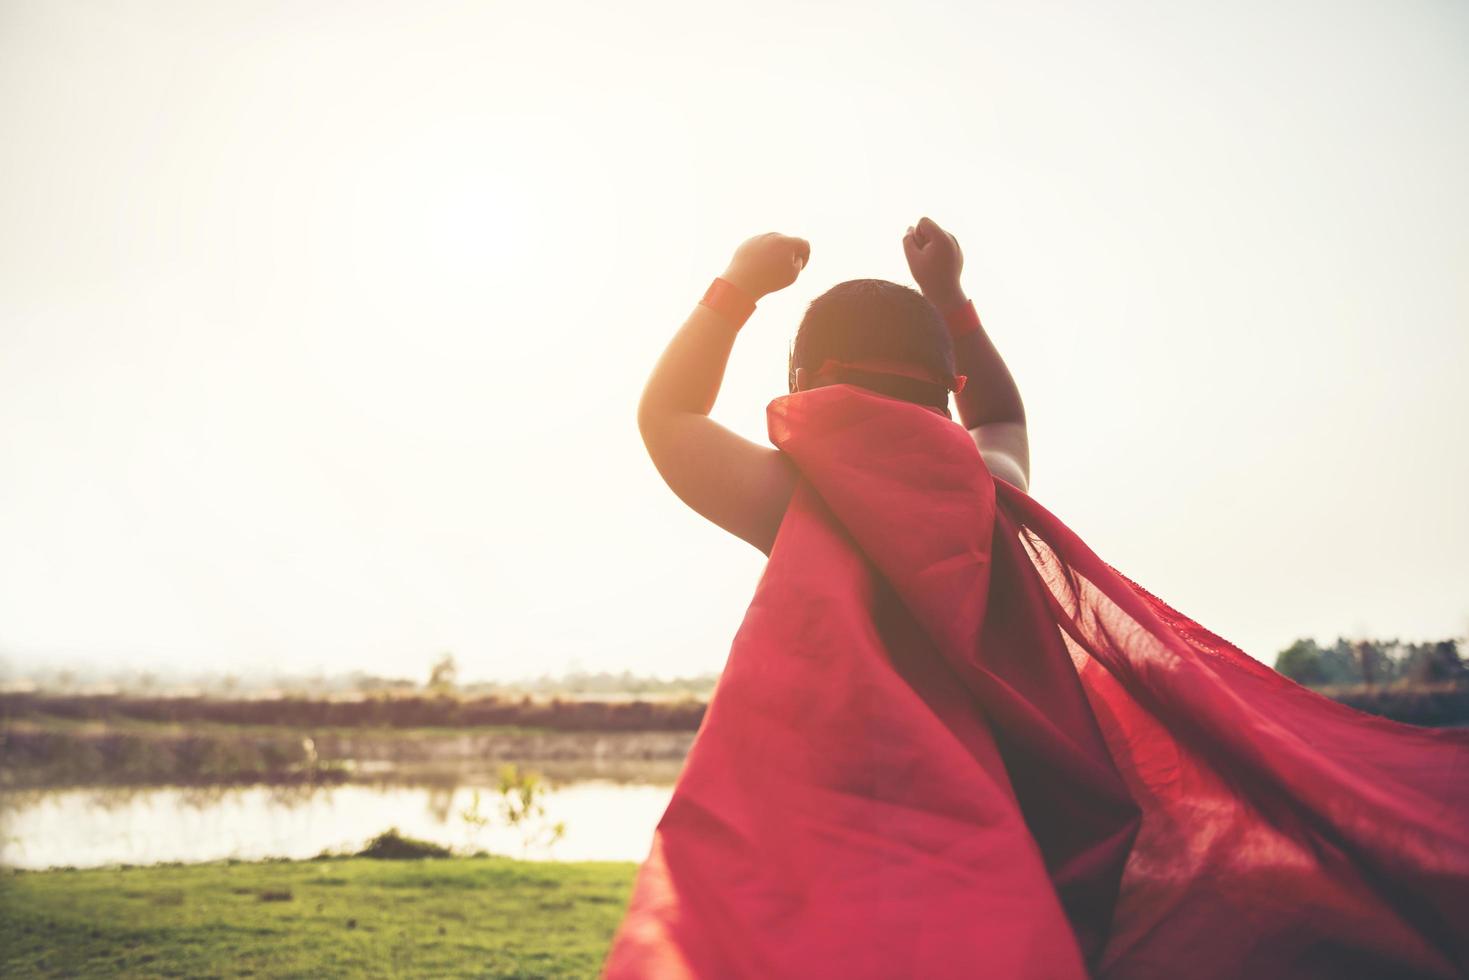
[{"x1": 604, "y1": 219, "x2": 1469, "y2": 979}]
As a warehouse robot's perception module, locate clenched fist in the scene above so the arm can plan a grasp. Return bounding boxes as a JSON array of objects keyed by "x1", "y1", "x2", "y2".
[
  {"x1": 902, "y1": 217, "x2": 965, "y2": 311},
  {"x1": 722, "y1": 233, "x2": 810, "y2": 300}
]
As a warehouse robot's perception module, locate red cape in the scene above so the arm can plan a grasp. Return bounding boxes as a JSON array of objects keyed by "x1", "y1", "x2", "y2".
[{"x1": 603, "y1": 385, "x2": 1469, "y2": 979}]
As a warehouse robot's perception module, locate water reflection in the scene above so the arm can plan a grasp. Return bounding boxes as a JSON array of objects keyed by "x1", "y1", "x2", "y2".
[{"x1": 0, "y1": 768, "x2": 676, "y2": 870}]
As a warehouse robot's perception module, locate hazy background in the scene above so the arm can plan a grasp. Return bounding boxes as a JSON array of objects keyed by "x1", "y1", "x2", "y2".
[{"x1": 2, "y1": 0, "x2": 1465, "y2": 684}]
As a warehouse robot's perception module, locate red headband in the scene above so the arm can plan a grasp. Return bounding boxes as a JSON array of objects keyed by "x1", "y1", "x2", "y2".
[{"x1": 811, "y1": 357, "x2": 967, "y2": 394}]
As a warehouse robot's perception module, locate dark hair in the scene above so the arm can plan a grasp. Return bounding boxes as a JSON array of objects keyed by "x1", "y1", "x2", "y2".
[{"x1": 788, "y1": 279, "x2": 956, "y2": 413}]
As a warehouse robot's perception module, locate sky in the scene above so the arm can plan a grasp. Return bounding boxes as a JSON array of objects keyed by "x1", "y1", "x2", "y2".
[{"x1": 1, "y1": 0, "x2": 1466, "y2": 683}]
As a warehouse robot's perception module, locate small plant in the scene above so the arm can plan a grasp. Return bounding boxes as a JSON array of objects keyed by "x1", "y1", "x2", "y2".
[
  {"x1": 495, "y1": 762, "x2": 566, "y2": 858},
  {"x1": 458, "y1": 764, "x2": 568, "y2": 857},
  {"x1": 460, "y1": 789, "x2": 491, "y2": 853}
]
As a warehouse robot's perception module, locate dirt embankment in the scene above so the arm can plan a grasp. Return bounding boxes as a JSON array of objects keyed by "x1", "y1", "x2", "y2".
[
  {"x1": 0, "y1": 725, "x2": 696, "y2": 789},
  {"x1": 309, "y1": 728, "x2": 694, "y2": 763}
]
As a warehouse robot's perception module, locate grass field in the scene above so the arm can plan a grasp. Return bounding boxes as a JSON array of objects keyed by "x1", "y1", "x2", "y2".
[{"x1": 0, "y1": 855, "x2": 639, "y2": 978}]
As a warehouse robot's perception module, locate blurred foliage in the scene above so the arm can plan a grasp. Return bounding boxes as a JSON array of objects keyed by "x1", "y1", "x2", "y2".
[
  {"x1": 1274, "y1": 637, "x2": 1467, "y2": 688},
  {"x1": 0, "y1": 690, "x2": 706, "y2": 734},
  {"x1": 1273, "y1": 636, "x2": 1469, "y2": 725},
  {"x1": 0, "y1": 659, "x2": 722, "y2": 701},
  {"x1": 498, "y1": 763, "x2": 567, "y2": 857},
  {"x1": 427, "y1": 653, "x2": 459, "y2": 694},
  {"x1": 459, "y1": 763, "x2": 566, "y2": 858}
]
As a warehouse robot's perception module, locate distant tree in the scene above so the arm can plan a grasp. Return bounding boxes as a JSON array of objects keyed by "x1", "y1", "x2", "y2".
[
  {"x1": 1275, "y1": 639, "x2": 1327, "y2": 686},
  {"x1": 428, "y1": 653, "x2": 458, "y2": 693},
  {"x1": 1353, "y1": 640, "x2": 1394, "y2": 687},
  {"x1": 1402, "y1": 640, "x2": 1467, "y2": 685},
  {"x1": 1319, "y1": 639, "x2": 1364, "y2": 686},
  {"x1": 1277, "y1": 636, "x2": 1469, "y2": 689}
]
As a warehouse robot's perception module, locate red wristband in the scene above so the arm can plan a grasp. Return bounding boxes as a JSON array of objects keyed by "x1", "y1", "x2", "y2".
[
  {"x1": 942, "y1": 299, "x2": 982, "y2": 339},
  {"x1": 699, "y1": 277, "x2": 758, "y2": 329}
]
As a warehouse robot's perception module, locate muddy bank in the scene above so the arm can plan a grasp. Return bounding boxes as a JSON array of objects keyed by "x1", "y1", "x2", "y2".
[
  {"x1": 309, "y1": 728, "x2": 693, "y2": 764},
  {"x1": 0, "y1": 725, "x2": 694, "y2": 790}
]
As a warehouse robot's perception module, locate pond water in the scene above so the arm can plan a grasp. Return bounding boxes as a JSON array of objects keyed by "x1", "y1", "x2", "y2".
[{"x1": 0, "y1": 776, "x2": 675, "y2": 870}]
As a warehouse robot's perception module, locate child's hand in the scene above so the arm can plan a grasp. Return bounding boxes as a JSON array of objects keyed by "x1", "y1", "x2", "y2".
[
  {"x1": 722, "y1": 233, "x2": 810, "y2": 300},
  {"x1": 903, "y1": 217, "x2": 965, "y2": 310}
]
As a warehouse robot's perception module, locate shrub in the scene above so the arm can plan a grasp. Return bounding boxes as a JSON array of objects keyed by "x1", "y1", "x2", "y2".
[{"x1": 357, "y1": 828, "x2": 452, "y2": 860}]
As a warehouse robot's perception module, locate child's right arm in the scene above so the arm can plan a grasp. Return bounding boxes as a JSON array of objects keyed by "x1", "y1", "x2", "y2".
[{"x1": 636, "y1": 233, "x2": 808, "y2": 554}]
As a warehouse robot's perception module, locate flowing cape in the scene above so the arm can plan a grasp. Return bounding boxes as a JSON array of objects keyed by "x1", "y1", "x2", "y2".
[{"x1": 602, "y1": 385, "x2": 1469, "y2": 979}]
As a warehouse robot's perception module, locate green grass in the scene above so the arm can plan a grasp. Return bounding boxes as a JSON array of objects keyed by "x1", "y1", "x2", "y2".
[{"x1": 0, "y1": 856, "x2": 639, "y2": 978}]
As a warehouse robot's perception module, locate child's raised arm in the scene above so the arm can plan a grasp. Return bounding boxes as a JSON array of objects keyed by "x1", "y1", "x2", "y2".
[
  {"x1": 904, "y1": 217, "x2": 1031, "y2": 491},
  {"x1": 636, "y1": 233, "x2": 808, "y2": 555}
]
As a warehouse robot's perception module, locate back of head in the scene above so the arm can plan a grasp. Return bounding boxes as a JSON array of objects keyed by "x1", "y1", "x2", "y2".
[{"x1": 788, "y1": 278, "x2": 956, "y2": 412}]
